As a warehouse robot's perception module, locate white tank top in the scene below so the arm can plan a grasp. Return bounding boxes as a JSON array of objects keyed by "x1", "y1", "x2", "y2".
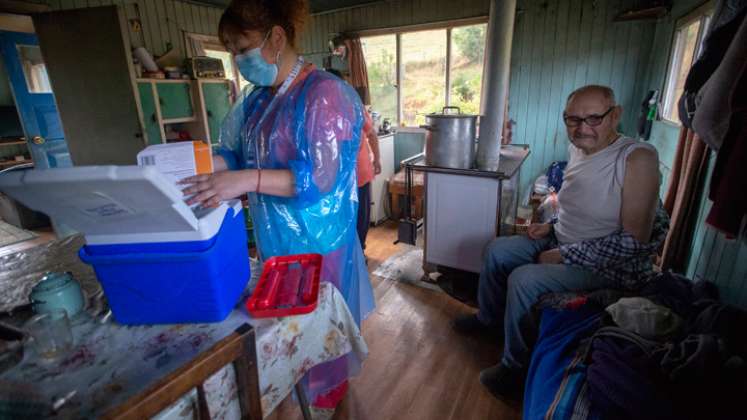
[{"x1": 554, "y1": 136, "x2": 658, "y2": 245}]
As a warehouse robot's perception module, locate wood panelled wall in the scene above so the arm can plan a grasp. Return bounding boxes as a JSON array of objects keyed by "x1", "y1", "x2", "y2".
[
  {"x1": 37, "y1": 0, "x2": 743, "y2": 305},
  {"x1": 685, "y1": 155, "x2": 747, "y2": 307},
  {"x1": 642, "y1": 0, "x2": 706, "y2": 197},
  {"x1": 508, "y1": 0, "x2": 656, "y2": 195},
  {"x1": 298, "y1": 0, "x2": 491, "y2": 65},
  {"x1": 640, "y1": 0, "x2": 747, "y2": 308},
  {"x1": 302, "y1": 0, "x2": 657, "y2": 196},
  {"x1": 43, "y1": 0, "x2": 222, "y2": 59}
]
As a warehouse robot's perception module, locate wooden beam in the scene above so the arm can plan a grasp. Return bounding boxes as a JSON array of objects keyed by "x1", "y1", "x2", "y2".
[
  {"x1": 0, "y1": 0, "x2": 49, "y2": 15},
  {"x1": 354, "y1": 15, "x2": 488, "y2": 38},
  {"x1": 0, "y1": 12, "x2": 33, "y2": 32}
]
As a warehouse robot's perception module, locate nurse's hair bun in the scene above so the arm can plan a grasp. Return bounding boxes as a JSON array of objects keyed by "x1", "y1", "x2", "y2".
[{"x1": 220, "y1": 0, "x2": 310, "y2": 48}]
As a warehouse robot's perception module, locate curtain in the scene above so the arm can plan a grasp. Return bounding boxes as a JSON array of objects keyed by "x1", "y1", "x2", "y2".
[
  {"x1": 660, "y1": 127, "x2": 710, "y2": 272},
  {"x1": 343, "y1": 37, "x2": 370, "y2": 105}
]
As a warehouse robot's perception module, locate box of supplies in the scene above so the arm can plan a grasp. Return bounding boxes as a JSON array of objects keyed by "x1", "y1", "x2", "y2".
[
  {"x1": 137, "y1": 141, "x2": 213, "y2": 184},
  {"x1": 0, "y1": 166, "x2": 250, "y2": 325}
]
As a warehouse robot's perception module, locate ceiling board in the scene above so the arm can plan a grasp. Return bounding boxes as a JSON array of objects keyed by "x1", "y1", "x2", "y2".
[{"x1": 191, "y1": 0, "x2": 378, "y2": 14}]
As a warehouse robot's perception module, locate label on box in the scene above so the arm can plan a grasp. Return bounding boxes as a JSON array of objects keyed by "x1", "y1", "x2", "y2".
[{"x1": 137, "y1": 142, "x2": 197, "y2": 185}]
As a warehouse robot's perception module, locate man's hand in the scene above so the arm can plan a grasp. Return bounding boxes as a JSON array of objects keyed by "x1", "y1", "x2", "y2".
[
  {"x1": 538, "y1": 248, "x2": 563, "y2": 264},
  {"x1": 527, "y1": 223, "x2": 552, "y2": 240},
  {"x1": 373, "y1": 158, "x2": 382, "y2": 175}
]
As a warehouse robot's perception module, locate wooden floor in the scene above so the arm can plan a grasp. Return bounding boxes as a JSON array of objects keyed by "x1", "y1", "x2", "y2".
[{"x1": 269, "y1": 222, "x2": 521, "y2": 420}]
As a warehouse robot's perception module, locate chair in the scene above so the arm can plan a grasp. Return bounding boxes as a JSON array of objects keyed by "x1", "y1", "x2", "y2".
[{"x1": 388, "y1": 170, "x2": 425, "y2": 220}]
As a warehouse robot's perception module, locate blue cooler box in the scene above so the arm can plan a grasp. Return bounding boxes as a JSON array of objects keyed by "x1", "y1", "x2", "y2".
[
  {"x1": 0, "y1": 166, "x2": 251, "y2": 325},
  {"x1": 79, "y1": 206, "x2": 249, "y2": 324}
]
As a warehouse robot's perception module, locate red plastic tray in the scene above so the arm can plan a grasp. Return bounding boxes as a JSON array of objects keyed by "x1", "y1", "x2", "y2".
[{"x1": 245, "y1": 253, "x2": 323, "y2": 318}]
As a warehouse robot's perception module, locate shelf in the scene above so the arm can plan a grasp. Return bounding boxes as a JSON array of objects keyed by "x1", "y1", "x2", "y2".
[
  {"x1": 0, "y1": 159, "x2": 32, "y2": 167},
  {"x1": 162, "y1": 117, "x2": 197, "y2": 124},
  {"x1": 0, "y1": 140, "x2": 27, "y2": 147},
  {"x1": 137, "y1": 78, "x2": 191, "y2": 83}
]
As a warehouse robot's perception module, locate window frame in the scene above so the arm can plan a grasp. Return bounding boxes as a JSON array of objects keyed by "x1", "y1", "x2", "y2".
[
  {"x1": 660, "y1": 2, "x2": 715, "y2": 124},
  {"x1": 359, "y1": 16, "x2": 488, "y2": 127},
  {"x1": 183, "y1": 32, "x2": 243, "y2": 89}
]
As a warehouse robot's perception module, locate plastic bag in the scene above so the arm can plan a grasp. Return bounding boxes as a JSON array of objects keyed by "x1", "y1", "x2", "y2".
[
  {"x1": 534, "y1": 174, "x2": 550, "y2": 195},
  {"x1": 216, "y1": 68, "x2": 374, "y2": 321},
  {"x1": 537, "y1": 191, "x2": 559, "y2": 223},
  {"x1": 545, "y1": 161, "x2": 568, "y2": 192}
]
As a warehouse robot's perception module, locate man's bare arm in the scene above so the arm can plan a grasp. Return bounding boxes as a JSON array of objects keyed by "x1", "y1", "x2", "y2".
[{"x1": 621, "y1": 148, "x2": 660, "y2": 243}]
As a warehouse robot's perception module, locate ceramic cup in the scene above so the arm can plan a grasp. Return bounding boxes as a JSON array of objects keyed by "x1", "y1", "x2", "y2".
[{"x1": 29, "y1": 272, "x2": 85, "y2": 318}]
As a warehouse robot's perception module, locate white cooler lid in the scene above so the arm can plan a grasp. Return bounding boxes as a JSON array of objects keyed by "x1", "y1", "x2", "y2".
[{"x1": 0, "y1": 166, "x2": 241, "y2": 245}]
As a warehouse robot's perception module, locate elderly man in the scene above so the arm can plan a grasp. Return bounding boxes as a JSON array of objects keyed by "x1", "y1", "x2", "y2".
[{"x1": 453, "y1": 85, "x2": 669, "y2": 400}]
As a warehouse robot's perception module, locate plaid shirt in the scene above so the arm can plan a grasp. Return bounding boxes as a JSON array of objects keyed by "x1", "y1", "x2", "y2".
[{"x1": 558, "y1": 203, "x2": 670, "y2": 290}]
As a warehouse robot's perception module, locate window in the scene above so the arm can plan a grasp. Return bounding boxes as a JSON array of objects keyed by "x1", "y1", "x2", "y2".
[
  {"x1": 361, "y1": 35, "x2": 397, "y2": 126},
  {"x1": 401, "y1": 29, "x2": 447, "y2": 126},
  {"x1": 661, "y1": 7, "x2": 713, "y2": 123},
  {"x1": 361, "y1": 20, "x2": 487, "y2": 127},
  {"x1": 205, "y1": 47, "x2": 253, "y2": 92},
  {"x1": 184, "y1": 32, "x2": 251, "y2": 91},
  {"x1": 450, "y1": 24, "x2": 486, "y2": 116},
  {"x1": 17, "y1": 45, "x2": 51, "y2": 93}
]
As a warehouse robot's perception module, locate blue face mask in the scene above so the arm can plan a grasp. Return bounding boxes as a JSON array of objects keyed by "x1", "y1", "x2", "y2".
[
  {"x1": 235, "y1": 32, "x2": 279, "y2": 87},
  {"x1": 235, "y1": 32, "x2": 280, "y2": 86}
]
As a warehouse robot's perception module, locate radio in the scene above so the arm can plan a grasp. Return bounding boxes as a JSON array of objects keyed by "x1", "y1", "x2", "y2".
[{"x1": 185, "y1": 56, "x2": 225, "y2": 79}]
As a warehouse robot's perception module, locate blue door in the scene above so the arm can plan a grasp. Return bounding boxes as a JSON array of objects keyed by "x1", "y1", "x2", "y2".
[{"x1": 0, "y1": 31, "x2": 70, "y2": 168}]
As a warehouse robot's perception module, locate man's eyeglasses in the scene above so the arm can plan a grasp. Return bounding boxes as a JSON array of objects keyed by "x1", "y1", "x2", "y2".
[{"x1": 563, "y1": 107, "x2": 615, "y2": 127}]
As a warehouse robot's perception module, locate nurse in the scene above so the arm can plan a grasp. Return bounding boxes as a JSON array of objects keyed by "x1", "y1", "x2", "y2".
[{"x1": 181, "y1": 0, "x2": 375, "y2": 411}]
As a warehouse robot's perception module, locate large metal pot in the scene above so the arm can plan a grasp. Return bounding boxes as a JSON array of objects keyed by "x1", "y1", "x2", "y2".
[{"x1": 421, "y1": 107, "x2": 478, "y2": 169}]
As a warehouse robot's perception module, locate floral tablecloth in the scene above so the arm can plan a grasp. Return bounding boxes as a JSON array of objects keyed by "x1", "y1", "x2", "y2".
[{"x1": 0, "y1": 281, "x2": 367, "y2": 419}]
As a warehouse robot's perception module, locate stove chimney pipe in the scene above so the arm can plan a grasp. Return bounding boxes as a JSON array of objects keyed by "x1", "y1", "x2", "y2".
[{"x1": 476, "y1": 0, "x2": 517, "y2": 171}]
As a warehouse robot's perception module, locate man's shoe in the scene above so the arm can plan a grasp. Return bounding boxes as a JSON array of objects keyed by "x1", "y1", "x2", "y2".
[
  {"x1": 452, "y1": 314, "x2": 490, "y2": 335},
  {"x1": 479, "y1": 363, "x2": 525, "y2": 403}
]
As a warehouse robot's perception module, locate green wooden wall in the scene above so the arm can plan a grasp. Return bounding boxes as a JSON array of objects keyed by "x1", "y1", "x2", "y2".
[
  {"x1": 33, "y1": 0, "x2": 744, "y2": 304},
  {"x1": 43, "y1": 0, "x2": 223, "y2": 59},
  {"x1": 640, "y1": 0, "x2": 707, "y2": 197},
  {"x1": 638, "y1": 0, "x2": 747, "y2": 307},
  {"x1": 684, "y1": 154, "x2": 747, "y2": 307},
  {"x1": 508, "y1": 0, "x2": 657, "y2": 196},
  {"x1": 298, "y1": 0, "x2": 491, "y2": 66},
  {"x1": 299, "y1": 0, "x2": 660, "y2": 197}
]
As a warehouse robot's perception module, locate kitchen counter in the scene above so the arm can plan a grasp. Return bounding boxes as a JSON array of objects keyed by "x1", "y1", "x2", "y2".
[{"x1": 405, "y1": 144, "x2": 530, "y2": 180}]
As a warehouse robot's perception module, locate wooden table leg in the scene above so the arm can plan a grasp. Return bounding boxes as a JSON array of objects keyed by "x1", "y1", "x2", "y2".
[
  {"x1": 234, "y1": 324, "x2": 262, "y2": 420},
  {"x1": 294, "y1": 383, "x2": 312, "y2": 420}
]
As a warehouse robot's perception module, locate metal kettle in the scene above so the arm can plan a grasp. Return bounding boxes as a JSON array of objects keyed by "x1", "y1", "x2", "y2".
[{"x1": 381, "y1": 118, "x2": 392, "y2": 133}]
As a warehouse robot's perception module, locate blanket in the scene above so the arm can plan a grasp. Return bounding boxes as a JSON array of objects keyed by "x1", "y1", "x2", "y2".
[{"x1": 525, "y1": 272, "x2": 747, "y2": 420}]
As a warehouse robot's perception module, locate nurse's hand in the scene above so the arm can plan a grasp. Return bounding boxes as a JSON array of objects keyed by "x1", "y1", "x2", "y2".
[{"x1": 180, "y1": 170, "x2": 256, "y2": 208}]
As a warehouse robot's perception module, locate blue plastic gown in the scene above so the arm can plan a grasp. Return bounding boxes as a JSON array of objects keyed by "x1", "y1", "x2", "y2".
[{"x1": 218, "y1": 66, "x2": 375, "y2": 404}]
